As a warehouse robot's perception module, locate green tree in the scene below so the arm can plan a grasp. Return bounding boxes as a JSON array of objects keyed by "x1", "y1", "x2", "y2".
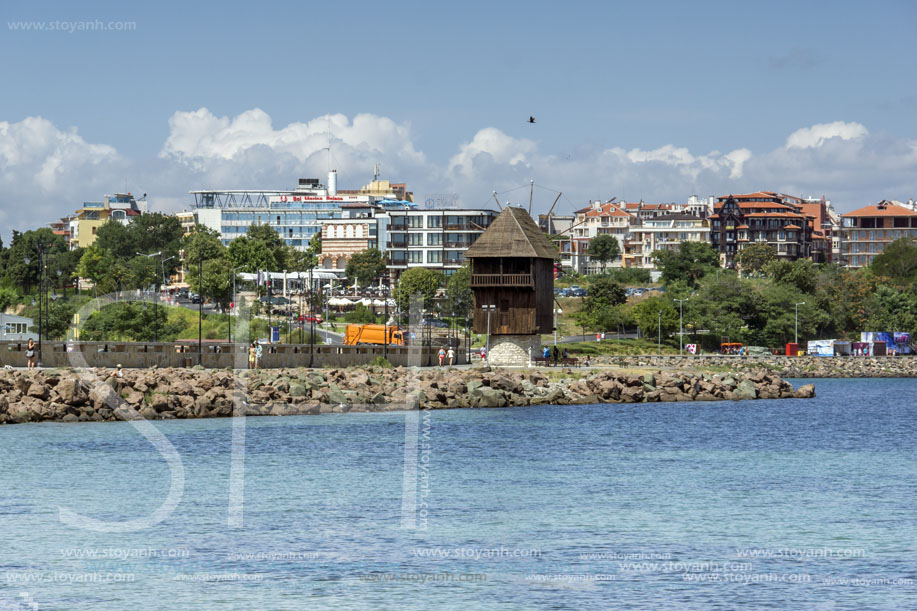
[
  {"x1": 0, "y1": 286, "x2": 20, "y2": 311},
  {"x1": 182, "y1": 226, "x2": 225, "y2": 262},
  {"x1": 2, "y1": 229, "x2": 68, "y2": 293},
  {"x1": 632, "y1": 296, "x2": 679, "y2": 341},
  {"x1": 188, "y1": 258, "x2": 234, "y2": 309},
  {"x1": 736, "y1": 243, "x2": 776, "y2": 276},
  {"x1": 345, "y1": 302, "x2": 378, "y2": 324},
  {"x1": 444, "y1": 264, "x2": 473, "y2": 325},
  {"x1": 587, "y1": 234, "x2": 621, "y2": 272},
  {"x1": 94, "y1": 221, "x2": 134, "y2": 260},
  {"x1": 77, "y1": 245, "x2": 114, "y2": 292},
  {"x1": 864, "y1": 285, "x2": 917, "y2": 335},
  {"x1": 127, "y1": 256, "x2": 159, "y2": 289},
  {"x1": 394, "y1": 268, "x2": 443, "y2": 313},
  {"x1": 129, "y1": 213, "x2": 185, "y2": 273},
  {"x1": 870, "y1": 238, "x2": 917, "y2": 286},
  {"x1": 763, "y1": 259, "x2": 819, "y2": 294},
  {"x1": 574, "y1": 275, "x2": 627, "y2": 331},
  {"x1": 652, "y1": 241, "x2": 719, "y2": 287},
  {"x1": 345, "y1": 248, "x2": 387, "y2": 286}
]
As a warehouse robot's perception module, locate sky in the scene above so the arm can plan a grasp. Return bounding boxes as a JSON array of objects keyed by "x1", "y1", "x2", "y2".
[{"x1": 1, "y1": 0, "x2": 916, "y2": 242}]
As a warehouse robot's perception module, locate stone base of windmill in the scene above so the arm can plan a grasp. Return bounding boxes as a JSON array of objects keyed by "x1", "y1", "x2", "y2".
[{"x1": 487, "y1": 335, "x2": 542, "y2": 367}]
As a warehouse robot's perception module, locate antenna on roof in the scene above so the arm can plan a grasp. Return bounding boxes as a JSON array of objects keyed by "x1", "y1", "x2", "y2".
[{"x1": 492, "y1": 191, "x2": 503, "y2": 211}]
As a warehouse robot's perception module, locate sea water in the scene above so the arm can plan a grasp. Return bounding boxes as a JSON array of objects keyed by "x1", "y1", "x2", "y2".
[{"x1": 0, "y1": 378, "x2": 915, "y2": 609}]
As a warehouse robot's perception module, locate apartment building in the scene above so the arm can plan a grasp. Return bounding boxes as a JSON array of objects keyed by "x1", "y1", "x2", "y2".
[
  {"x1": 709, "y1": 192, "x2": 823, "y2": 268},
  {"x1": 570, "y1": 201, "x2": 634, "y2": 273},
  {"x1": 623, "y1": 213, "x2": 710, "y2": 268},
  {"x1": 840, "y1": 201, "x2": 917, "y2": 268},
  {"x1": 67, "y1": 193, "x2": 147, "y2": 250}
]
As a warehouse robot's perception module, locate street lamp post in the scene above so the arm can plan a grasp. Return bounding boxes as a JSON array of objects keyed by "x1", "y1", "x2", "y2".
[
  {"x1": 673, "y1": 298, "x2": 687, "y2": 356},
  {"x1": 198, "y1": 254, "x2": 203, "y2": 366},
  {"x1": 795, "y1": 301, "x2": 805, "y2": 345},
  {"x1": 483, "y1": 304, "x2": 495, "y2": 364},
  {"x1": 137, "y1": 252, "x2": 162, "y2": 342},
  {"x1": 553, "y1": 306, "x2": 563, "y2": 347},
  {"x1": 25, "y1": 241, "x2": 50, "y2": 367},
  {"x1": 658, "y1": 309, "x2": 662, "y2": 355},
  {"x1": 309, "y1": 265, "x2": 315, "y2": 367}
]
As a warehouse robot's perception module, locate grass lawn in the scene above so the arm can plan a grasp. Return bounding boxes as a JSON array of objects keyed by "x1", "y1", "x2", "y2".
[{"x1": 559, "y1": 338, "x2": 681, "y2": 356}]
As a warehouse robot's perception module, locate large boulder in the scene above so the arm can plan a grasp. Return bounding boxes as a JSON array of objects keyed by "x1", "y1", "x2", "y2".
[
  {"x1": 795, "y1": 384, "x2": 816, "y2": 399},
  {"x1": 470, "y1": 386, "x2": 506, "y2": 408},
  {"x1": 734, "y1": 380, "x2": 758, "y2": 400},
  {"x1": 26, "y1": 382, "x2": 49, "y2": 400},
  {"x1": 56, "y1": 377, "x2": 88, "y2": 406},
  {"x1": 89, "y1": 383, "x2": 121, "y2": 412}
]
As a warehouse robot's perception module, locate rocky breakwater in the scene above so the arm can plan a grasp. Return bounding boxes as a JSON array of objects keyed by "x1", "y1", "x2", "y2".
[{"x1": 0, "y1": 367, "x2": 815, "y2": 425}]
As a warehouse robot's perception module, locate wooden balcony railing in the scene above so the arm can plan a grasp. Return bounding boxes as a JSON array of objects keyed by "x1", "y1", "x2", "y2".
[{"x1": 470, "y1": 273, "x2": 533, "y2": 287}]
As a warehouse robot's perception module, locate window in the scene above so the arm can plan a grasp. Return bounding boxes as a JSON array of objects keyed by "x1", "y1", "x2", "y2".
[
  {"x1": 409, "y1": 233, "x2": 424, "y2": 246},
  {"x1": 408, "y1": 251, "x2": 424, "y2": 263},
  {"x1": 427, "y1": 215, "x2": 442, "y2": 228},
  {"x1": 427, "y1": 233, "x2": 442, "y2": 246},
  {"x1": 408, "y1": 215, "x2": 424, "y2": 228},
  {"x1": 427, "y1": 251, "x2": 442, "y2": 263}
]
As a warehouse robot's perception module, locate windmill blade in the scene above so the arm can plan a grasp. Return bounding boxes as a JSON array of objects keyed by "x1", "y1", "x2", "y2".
[
  {"x1": 545, "y1": 192, "x2": 563, "y2": 219},
  {"x1": 528, "y1": 179, "x2": 534, "y2": 214}
]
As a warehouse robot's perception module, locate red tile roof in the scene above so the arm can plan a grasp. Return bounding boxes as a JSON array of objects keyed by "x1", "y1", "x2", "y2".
[{"x1": 842, "y1": 201, "x2": 917, "y2": 217}]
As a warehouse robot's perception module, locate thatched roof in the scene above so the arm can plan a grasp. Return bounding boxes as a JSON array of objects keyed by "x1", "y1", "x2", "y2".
[{"x1": 465, "y1": 206, "x2": 560, "y2": 260}]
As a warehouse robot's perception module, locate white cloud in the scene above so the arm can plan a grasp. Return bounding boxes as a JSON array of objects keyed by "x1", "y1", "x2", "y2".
[
  {"x1": 0, "y1": 116, "x2": 119, "y2": 191},
  {"x1": 161, "y1": 107, "x2": 427, "y2": 171},
  {"x1": 785, "y1": 121, "x2": 868, "y2": 149},
  {"x1": 1, "y1": 113, "x2": 916, "y2": 245},
  {"x1": 447, "y1": 128, "x2": 536, "y2": 179},
  {"x1": 0, "y1": 117, "x2": 123, "y2": 234}
]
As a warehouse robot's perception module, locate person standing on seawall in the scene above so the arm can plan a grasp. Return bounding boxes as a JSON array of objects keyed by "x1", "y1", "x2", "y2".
[{"x1": 26, "y1": 338, "x2": 36, "y2": 369}]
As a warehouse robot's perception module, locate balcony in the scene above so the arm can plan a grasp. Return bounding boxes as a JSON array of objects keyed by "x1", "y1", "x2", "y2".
[{"x1": 470, "y1": 273, "x2": 534, "y2": 287}]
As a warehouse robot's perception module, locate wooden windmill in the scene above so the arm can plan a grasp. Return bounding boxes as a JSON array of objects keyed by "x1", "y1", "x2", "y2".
[{"x1": 464, "y1": 205, "x2": 559, "y2": 365}]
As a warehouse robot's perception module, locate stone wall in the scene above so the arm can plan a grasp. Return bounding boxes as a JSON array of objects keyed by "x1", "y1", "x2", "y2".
[
  {"x1": 0, "y1": 341, "x2": 461, "y2": 369},
  {"x1": 599, "y1": 354, "x2": 917, "y2": 378},
  {"x1": 0, "y1": 366, "x2": 814, "y2": 425},
  {"x1": 488, "y1": 335, "x2": 541, "y2": 366}
]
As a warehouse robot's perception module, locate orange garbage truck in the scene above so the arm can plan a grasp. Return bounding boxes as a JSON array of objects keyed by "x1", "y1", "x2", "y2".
[{"x1": 344, "y1": 324, "x2": 405, "y2": 346}]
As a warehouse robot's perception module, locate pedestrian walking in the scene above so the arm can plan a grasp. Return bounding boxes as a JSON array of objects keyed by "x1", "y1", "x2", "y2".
[
  {"x1": 543, "y1": 345, "x2": 550, "y2": 359},
  {"x1": 447, "y1": 347, "x2": 455, "y2": 366},
  {"x1": 255, "y1": 341, "x2": 263, "y2": 369},
  {"x1": 553, "y1": 345, "x2": 559, "y2": 366},
  {"x1": 480, "y1": 345, "x2": 487, "y2": 363},
  {"x1": 438, "y1": 346, "x2": 446, "y2": 367},
  {"x1": 248, "y1": 342, "x2": 256, "y2": 369}
]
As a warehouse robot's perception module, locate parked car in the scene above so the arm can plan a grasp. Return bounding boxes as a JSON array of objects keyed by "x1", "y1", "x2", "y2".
[
  {"x1": 304, "y1": 315, "x2": 323, "y2": 324},
  {"x1": 423, "y1": 318, "x2": 450, "y2": 328}
]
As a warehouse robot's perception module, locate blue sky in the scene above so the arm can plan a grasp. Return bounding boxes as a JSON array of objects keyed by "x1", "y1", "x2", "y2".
[{"x1": 2, "y1": 0, "x2": 916, "y2": 238}]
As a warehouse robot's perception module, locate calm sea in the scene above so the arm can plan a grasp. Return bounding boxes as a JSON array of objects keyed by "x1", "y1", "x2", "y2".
[{"x1": 1, "y1": 378, "x2": 916, "y2": 610}]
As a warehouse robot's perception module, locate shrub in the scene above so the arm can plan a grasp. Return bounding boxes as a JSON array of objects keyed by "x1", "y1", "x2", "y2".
[{"x1": 369, "y1": 356, "x2": 393, "y2": 369}]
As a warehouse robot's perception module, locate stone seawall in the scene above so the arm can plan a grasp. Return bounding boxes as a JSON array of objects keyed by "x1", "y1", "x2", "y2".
[
  {"x1": 599, "y1": 355, "x2": 917, "y2": 378},
  {"x1": 0, "y1": 366, "x2": 814, "y2": 425}
]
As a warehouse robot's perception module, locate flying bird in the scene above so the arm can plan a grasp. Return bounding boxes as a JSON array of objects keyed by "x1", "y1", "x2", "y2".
[{"x1": 528, "y1": 116, "x2": 536, "y2": 124}]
